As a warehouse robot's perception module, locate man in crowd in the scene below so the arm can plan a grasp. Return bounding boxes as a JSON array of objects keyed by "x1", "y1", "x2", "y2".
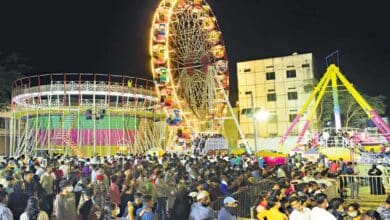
[
  {"x1": 0, "y1": 189, "x2": 13, "y2": 219},
  {"x1": 377, "y1": 195, "x2": 390, "y2": 220},
  {"x1": 189, "y1": 190, "x2": 216, "y2": 220},
  {"x1": 310, "y1": 193, "x2": 336, "y2": 220},
  {"x1": 289, "y1": 196, "x2": 311, "y2": 220},
  {"x1": 218, "y1": 196, "x2": 238, "y2": 220},
  {"x1": 136, "y1": 194, "x2": 155, "y2": 220},
  {"x1": 54, "y1": 179, "x2": 77, "y2": 220}
]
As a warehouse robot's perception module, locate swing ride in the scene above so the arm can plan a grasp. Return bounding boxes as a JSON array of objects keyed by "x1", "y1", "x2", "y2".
[{"x1": 279, "y1": 64, "x2": 390, "y2": 160}]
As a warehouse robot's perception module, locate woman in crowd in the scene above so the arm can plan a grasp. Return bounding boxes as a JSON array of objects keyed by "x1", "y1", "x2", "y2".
[
  {"x1": 262, "y1": 196, "x2": 288, "y2": 220},
  {"x1": 345, "y1": 202, "x2": 361, "y2": 220}
]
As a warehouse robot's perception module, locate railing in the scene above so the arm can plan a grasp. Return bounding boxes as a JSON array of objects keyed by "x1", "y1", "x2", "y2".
[
  {"x1": 11, "y1": 74, "x2": 158, "y2": 108},
  {"x1": 338, "y1": 174, "x2": 390, "y2": 201},
  {"x1": 301, "y1": 130, "x2": 388, "y2": 149},
  {"x1": 210, "y1": 179, "x2": 276, "y2": 218}
]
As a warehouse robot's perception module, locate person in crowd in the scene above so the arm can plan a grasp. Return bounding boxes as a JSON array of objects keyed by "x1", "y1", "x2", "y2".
[
  {"x1": 346, "y1": 202, "x2": 361, "y2": 220},
  {"x1": 218, "y1": 196, "x2": 238, "y2": 220},
  {"x1": 54, "y1": 180, "x2": 77, "y2": 220},
  {"x1": 171, "y1": 181, "x2": 191, "y2": 219},
  {"x1": 256, "y1": 191, "x2": 268, "y2": 219},
  {"x1": 102, "y1": 202, "x2": 120, "y2": 220},
  {"x1": 208, "y1": 177, "x2": 224, "y2": 201},
  {"x1": 262, "y1": 196, "x2": 288, "y2": 220},
  {"x1": 4, "y1": 172, "x2": 14, "y2": 195},
  {"x1": 8, "y1": 174, "x2": 29, "y2": 219},
  {"x1": 368, "y1": 164, "x2": 385, "y2": 195},
  {"x1": 39, "y1": 166, "x2": 54, "y2": 217},
  {"x1": 78, "y1": 187, "x2": 100, "y2": 220},
  {"x1": 0, "y1": 189, "x2": 13, "y2": 220},
  {"x1": 288, "y1": 196, "x2": 311, "y2": 220},
  {"x1": 122, "y1": 192, "x2": 144, "y2": 218},
  {"x1": 120, "y1": 173, "x2": 137, "y2": 216},
  {"x1": 136, "y1": 194, "x2": 155, "y2": 220},
  {"x1": 109, "y1": 175, "x2": 121, "y2": 206},
  {"x1": 329, "y1": 197, "x2": 345, "y2": 220},
  {"x1": 20, "y1": 197, "x2": 49, "y2": 220},
  {"x1": 188, "y1": 191, "x2": 216, "y2": 220},
  {"x1": 155, "y1": 171, "x2": 170, "y2": 220},
  {"x1": 94, "y1": 173, "x2": 109, "y2": 209},
  {"x1": 310, "y1": 193, "x2": 336, "y2": 220},
  {"x1": 377, "y1": 195, "x2": 390, "y2": 220},
  {"x1": 362, "y1": 210, "x2": 381, "y2": 220}
]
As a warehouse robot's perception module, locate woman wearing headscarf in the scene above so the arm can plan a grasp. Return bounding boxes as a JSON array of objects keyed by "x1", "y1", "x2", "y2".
[{"x1": 368, "y1": 164, "x2": 385, "y2": 195}]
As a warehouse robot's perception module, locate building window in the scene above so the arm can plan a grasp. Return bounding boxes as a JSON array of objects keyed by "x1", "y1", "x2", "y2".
[
  {"x1": 267, "y1": 93, "x2": 276, "y2": 102},
  {"x1": 287, "y1": 91, "x2": 298, "y2": 100},
  {"x1": 244, "y1": 68, "x2": 251, "y2": 72},
  {"x1": 0, "y1": 118, "x2": 5, "y2": 129},
  {"x1": 241, "y1": 108, "x2": 261, "y2": 116},
  {"x1": 302, "y1": 63, "x2": 310, "y2": 68},
  {"x1": 286, "y1": 70, "x2": 296, "y2": 78},
  {"x1": 266, "y1": 72, "x2": 275, "y2": 80},
  {"x1": 289, "y1": 114, "x2": 297, "y2": 122}
]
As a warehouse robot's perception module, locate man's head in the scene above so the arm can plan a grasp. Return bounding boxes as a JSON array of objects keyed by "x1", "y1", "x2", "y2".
[
  {"x1": 134, "y1": 192, "x2": 143, "y2": 205},
  {"x1": 59, "y1": 180, "x2": 73, "y2": 194},
  {"x1": 142, "y1": 194, "x2": 154, "y2": 208},
  {"x1": 309, "y1": 181, "x2": 319, "y2": 193},
  {"x1": 314, "y1": 193, "x2": 328, "y2": 209},
  {"x1": 196, "y1": 190, "x2": 211, "y2": 206},
  {"x1": 5, "y1": 172, "x2": 14, "y2": 183},
  {"x1": 0, "y1": 189, "x2": 8, "y2": 205},
  {"x1": 24, "y1": 170, "x2": 34, "y2": 182},
  {"x1": 223, "y1": 196, "x2": 238, "y2": 208},
  {"x1": 110, "y1": 175, "x2": 118, "y2": 184},
  {"x1": 289, "y1": 196, "x2": 302, "y2": 212},
  {"x1": 209, "y1": 177, "x2": 219, "y2": 188}
]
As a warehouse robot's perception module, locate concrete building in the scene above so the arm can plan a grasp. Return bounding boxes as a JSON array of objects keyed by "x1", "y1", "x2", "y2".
[{"x1": 237, "y1": 52, "x2": 316, "y2": 148}]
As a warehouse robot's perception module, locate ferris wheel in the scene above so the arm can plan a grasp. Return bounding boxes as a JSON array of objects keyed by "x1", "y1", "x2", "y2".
[{"x1": 150, "y1": 0, "x2": 230, "y2": 141}]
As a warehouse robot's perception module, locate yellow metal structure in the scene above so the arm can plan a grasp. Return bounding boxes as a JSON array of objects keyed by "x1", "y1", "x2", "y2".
[{"x1": 280, "y1": 64, "x2": 390, "y2": 147}]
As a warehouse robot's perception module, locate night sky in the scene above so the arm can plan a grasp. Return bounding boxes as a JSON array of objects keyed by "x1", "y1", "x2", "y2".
[{"x1": 0, "y1": 0, "x2": 389, "y2": 111}]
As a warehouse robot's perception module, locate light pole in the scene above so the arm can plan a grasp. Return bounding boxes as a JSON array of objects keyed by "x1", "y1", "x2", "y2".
[{"x1": 245, "y1": 91, "x2": 258, "y2": 153}]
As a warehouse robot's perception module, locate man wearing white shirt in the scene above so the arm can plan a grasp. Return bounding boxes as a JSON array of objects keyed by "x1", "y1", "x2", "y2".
[
  {"x1": 310, "y1": 193, "x2": 336, "y2": 220},
  {"x1": 289, "y1": 196, "x2": 311, "y2": 220}
]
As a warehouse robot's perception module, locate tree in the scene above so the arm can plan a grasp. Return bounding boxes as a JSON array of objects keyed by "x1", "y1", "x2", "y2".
[
  {"x1": 317, "y1": 90, "x2": 386, "y2": 129},
  {"x1": 0, "y1": 51, "x2": 30, "y2": 104}
]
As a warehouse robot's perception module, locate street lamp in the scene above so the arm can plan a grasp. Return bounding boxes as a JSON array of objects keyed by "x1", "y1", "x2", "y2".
[
  {"x1": 255, "y1": 109, "x2": 270, "y2": 122},
  {"x1": 245, "y1": 91, "x2": 258, "y2": 153},
  {"x1": 245, "y1": 91, "x2": 269, "y2": 154}
]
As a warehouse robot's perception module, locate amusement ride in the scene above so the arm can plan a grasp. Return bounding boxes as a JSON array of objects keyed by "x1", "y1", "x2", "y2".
[{"x1": 149, "y1": 0, "x2": 247, "y2": 152}]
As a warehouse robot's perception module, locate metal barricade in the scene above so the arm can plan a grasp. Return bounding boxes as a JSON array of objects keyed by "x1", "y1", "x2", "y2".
[
  {"x1": 338, "y1": 174, "x2": 389, "y2": 201},
  {"x1": 210, "y1": 179, "x2": 276, "y2": 218}
]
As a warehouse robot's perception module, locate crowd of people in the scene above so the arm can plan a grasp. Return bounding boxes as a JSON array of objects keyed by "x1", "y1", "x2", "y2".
[{"x1": 0, "y1": 152, "x2": 387, "y2": 220}]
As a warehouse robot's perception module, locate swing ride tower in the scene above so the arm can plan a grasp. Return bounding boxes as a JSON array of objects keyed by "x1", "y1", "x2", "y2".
[
  {"x1": 10, "y1": 73, "x2": 164, "y2": 157},
  {"x1": 280, "y1": 64, "x2": 390, "y2": 149}
]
